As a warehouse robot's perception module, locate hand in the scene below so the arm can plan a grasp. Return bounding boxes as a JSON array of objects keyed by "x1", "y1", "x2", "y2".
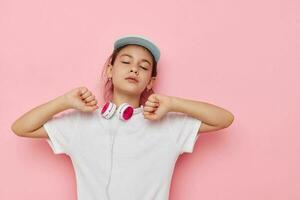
[
  {"x1": 143, "y1": 93, "x2": 172, "y2": 120},
  {"x1": 62, "y1": 87, "x2": 99, "y2": 112}
]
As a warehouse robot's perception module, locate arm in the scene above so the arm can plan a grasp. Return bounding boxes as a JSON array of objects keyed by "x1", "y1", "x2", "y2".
[
  {"x1": 11, "y1": 95, "x2": 71, "y2": 137},
  {"x1": 169, "y1": 97, "x2": 234, "y2": 133},
  {"x1": 11, "y1": 87, "x2": 99, "y2": 138}
]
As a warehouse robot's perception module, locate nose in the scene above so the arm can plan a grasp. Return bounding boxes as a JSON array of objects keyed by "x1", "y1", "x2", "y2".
[{"x1": 129, "y1": 64, "x2": 139, "y2": 74}]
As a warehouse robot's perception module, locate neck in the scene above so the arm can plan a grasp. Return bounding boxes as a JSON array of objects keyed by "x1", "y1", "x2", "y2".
[{"x1": 111, "y1": 89, "x2": 141, "y2": 109}]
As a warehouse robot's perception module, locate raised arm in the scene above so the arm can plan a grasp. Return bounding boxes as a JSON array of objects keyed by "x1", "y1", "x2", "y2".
[
  {"x1": 11, "y1": 95, "x2": 71, "y2": 138},
  {"x1": 11, "y1": 87, "x2": 99, "y2": 138}
]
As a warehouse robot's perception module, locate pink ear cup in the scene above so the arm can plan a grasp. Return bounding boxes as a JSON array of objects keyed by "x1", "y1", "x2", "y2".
[
  {"x1": 116, "y1": 103, "x2": 134, "y2": 120},
  {"x1": 100, "y1": 101, "x2": 135, "y2": 121},
  {"x1": 101, "y1": 101, "x2": 117, "y2": 119}
]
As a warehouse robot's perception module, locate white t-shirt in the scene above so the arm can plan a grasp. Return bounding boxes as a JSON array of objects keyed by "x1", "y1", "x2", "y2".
[{"x1": 43, "y1": 105, "x2": 202, "y2": 200}]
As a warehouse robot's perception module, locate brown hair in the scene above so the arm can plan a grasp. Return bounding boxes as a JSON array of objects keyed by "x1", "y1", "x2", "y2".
[{"x1": 100, "y1": 44, "x2": 158, "y2": 107}]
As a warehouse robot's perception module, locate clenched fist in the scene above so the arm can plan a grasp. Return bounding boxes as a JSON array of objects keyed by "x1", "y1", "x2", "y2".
[
  {"x1": 143, "y1": 93, "x2": 173, "y2": 120},
  {"x1": 63, "y1": 87, "x2": 99, "y2": 112}
]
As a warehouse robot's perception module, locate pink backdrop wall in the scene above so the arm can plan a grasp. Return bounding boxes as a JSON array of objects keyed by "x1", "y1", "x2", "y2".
[{"x1": 1, "y1": 0, "x2": 299, "y2": 199}]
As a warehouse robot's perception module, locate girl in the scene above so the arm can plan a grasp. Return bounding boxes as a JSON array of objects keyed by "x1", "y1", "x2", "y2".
[{"x1": 11, "y1": 34, "x2": 234, "y2": 200}]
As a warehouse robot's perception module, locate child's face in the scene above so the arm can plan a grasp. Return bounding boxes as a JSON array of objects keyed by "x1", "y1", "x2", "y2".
[{"x1": 107, "y1": 44, "x2": 155, "y2": 95}]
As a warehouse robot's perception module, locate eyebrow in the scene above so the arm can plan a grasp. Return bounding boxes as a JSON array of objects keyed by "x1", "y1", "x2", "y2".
[{"x1": 120, "y1": 53, "x2": 152, "y2": 66}]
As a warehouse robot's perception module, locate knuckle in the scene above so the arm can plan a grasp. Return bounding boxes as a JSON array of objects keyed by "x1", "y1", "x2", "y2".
[{"x1": 82, "y1": 87, "x2": 87, "y2": 91}]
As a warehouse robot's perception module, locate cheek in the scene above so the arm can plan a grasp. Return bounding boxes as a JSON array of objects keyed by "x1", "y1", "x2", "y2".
[
  {"x1": 140, "y1": 76, "x2": 151, "y2": 86},
  {"x1": 112, "y1": 65, "x2": 126, "y2": 76}
]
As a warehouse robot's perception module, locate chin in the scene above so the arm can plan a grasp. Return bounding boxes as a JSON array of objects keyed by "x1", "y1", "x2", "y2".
[{"x1": 116, "y1": 85, "x2": 142, "y2": 95}]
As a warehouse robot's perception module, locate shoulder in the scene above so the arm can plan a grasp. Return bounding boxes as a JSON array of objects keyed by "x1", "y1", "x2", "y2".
[
  {"x1": 163, "y1": 111, "x2": 201, "y2": 132},
  {"x1": 164, "y1": 111, "x2": 187, "y2": 122},
  {"x1": 145, "y1": 112, "x2": 187, "y2": 131},
  {"x1": 55, "y1": 108, "x2": 98, "y2": 124}
]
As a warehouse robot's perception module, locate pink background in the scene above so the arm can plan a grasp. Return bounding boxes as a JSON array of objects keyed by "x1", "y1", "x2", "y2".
[{"x1": 1, "y1": 0, "x2": 299, "y2": 199}]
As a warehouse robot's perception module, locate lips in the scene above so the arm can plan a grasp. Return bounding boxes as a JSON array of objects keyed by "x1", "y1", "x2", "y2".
[{"x1": 125, "y1": 76, "x2": 139, "y2": 83}]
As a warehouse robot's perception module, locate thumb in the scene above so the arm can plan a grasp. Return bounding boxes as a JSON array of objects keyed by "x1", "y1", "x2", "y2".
[{"x1": 153, "y1": 93, "x2": 160, "y2": 102}]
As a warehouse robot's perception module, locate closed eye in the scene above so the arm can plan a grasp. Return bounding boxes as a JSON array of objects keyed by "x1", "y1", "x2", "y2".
[{"x1": 122, "y1": 62, "x2": 148, "y2": 70}]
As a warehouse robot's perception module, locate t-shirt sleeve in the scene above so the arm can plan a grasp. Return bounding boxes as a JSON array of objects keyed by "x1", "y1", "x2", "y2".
[
  {"x1": 166, "y1": 112, "x2": 202, "y2": 155},
  {"x1": 43, "y1": 109, "x2": 80, "y2": 155}
]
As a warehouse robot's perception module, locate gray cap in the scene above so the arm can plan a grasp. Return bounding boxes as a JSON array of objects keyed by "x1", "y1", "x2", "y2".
[{"x1": 113, "y1": 34, "x2": 161, "y2": 62}]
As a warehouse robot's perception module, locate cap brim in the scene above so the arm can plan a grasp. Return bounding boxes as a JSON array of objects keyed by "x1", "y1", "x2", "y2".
[{"x1": 113, "y1": 34, "x2": 160, "y2": 62}]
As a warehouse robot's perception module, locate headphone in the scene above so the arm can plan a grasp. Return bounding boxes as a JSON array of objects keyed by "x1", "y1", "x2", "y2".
[{"x1": 100, "y1": 101, "x2": 143, "y2": 121}]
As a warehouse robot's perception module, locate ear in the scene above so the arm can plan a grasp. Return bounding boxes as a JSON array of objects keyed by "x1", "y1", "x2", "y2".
[
  {"x1": 146, "y1": 77, "x2": 156, "y2": 90},
  {"x1": 106, "y1": 64, "x2": 113, "y2": 78}
]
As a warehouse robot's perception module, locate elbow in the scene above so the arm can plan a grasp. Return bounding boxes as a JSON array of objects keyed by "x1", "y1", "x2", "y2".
[
  {"x1": 11, "y1": 121, "x2": 23, "y2": 136},
  {"x1": 11, "y1": 122, "x2": 18, "y2": 135},
  {"x1": 223, "y1": 113, "x2": 234, "y2": 128},
  {"x1": 217, "y1": 111, "x2": 234, "y2": 129}
]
